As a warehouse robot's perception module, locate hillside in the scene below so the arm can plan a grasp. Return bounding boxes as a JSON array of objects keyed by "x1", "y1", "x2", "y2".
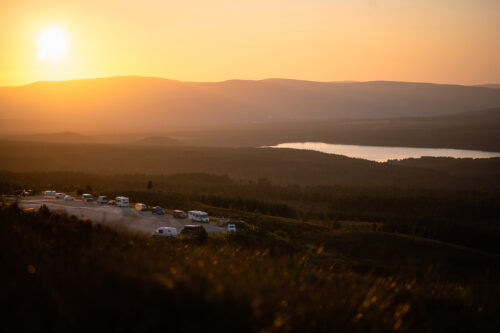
[
  {"x1": 2, "y1": 77, "x2": 500, "y2": 133},
  {"x1": 175, "y1": 107, "x2": 500, "y2": 151},
  {"x1": 2, "y1": 204, "x2": 498, "y2": 332}
]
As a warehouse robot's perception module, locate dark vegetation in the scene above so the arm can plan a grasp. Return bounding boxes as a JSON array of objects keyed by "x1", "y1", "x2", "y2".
[
  {"x1": 1, "y1": 141, "x2": 500, "y2": 188},
  {"x1": 1, "y1": 142, "x2": 499, "y2": 331},
  {"x1": 1, "y1": 203, "x2": 499, "y2": 332},
  {"x1": 1, "y1": 171, "x2": 499, "y2": 253}
]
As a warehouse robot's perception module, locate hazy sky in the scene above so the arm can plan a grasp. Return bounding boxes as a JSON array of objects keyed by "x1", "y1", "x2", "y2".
[{"x1": 1, "y1": 0, "x2": 499, "y2": 86}]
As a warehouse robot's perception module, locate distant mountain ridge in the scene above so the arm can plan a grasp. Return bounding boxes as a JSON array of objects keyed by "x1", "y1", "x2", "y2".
[
  {"x1": 2, "y1": 76, "x2": 500, "y2": 133},
  {"x1": 473, "y1": 84, "x2": 500, "y2": 89}
]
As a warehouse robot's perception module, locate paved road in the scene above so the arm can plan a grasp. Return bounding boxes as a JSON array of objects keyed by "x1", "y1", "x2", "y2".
[{"x1": 18, "y1": 196, "x2": 225, "y2": 235}]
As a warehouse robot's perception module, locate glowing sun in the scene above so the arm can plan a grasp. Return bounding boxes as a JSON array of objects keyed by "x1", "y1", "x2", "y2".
[{"x1": 37, "y1": 27, "x2": 68, "y2": 62}]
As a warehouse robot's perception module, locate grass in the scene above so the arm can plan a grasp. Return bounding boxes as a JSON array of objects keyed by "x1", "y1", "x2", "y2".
[{"x1": 1, "y1": 203, "x2": 499, "y2": 332}]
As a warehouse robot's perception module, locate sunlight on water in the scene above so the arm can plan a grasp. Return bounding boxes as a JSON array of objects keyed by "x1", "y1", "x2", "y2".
[{"x1": 268, "y1": 142, "x2": 500, "y2": 162}]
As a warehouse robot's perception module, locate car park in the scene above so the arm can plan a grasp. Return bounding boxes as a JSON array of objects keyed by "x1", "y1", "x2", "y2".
[
  {"x1": 82, "y1": 193, "x2": 93, "y2": 202},
  {"x1": 97, "y1": 196, "x2": 108, "y2": 204},
  {"x1": 64, "y1": 195, "x2": 74, "y2": 201},
  {"x1": 173, "y1": 210, "x2": 187, "y2": 218},
  {"x1": 55, "y1": 193, "x2": 65, "y2": 199},
  {"x1": 151, "y1": 227, "x2": 177, "y2": 237},
  {"x1": 135, "y1": 203, "x2": 147, "y2": 211},
  {"x1": 152, "y1": 206, "x2": 165, "y2": 215}
]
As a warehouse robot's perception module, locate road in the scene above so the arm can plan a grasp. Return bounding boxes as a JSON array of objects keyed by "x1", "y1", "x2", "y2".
[{"x1": 18, "y1": 196, "x2": 226, "y2": 235}]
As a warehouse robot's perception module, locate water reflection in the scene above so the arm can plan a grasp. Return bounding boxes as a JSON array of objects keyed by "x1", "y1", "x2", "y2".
[{"x1": 268, "y1": 142, "x2": 500, "y2": 162}]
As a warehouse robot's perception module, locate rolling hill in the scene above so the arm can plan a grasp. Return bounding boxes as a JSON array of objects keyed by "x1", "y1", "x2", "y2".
[{"x1": 2, "y1": 76, "x2": 500, "y2": 133}]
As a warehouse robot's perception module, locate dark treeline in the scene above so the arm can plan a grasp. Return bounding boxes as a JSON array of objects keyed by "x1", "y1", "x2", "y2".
[{"x1": 1, "y1": 171, "x2": 499, "y2": 253}]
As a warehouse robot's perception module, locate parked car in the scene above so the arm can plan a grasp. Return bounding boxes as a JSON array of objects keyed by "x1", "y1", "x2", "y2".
[
  {"x1": 97, "y1": 195, "x2": 108, "y2": 204},
  {"x1": 115, "y1": 196, "x2": 129, "y2": 207},
  {"x1": 227, "y1": 224, "x2": 237, "y2": 233},
  {"x1": 152, "y1": 206, "x2": 165, "y2": 215},
  {"x1": 55, "y1": 193, "x2": 65, "y2": 199},
  {"x1": 173, "y1": 210, "x2": 187, "y2": 219},
  {"x1": 15, "y1": 189, "x2": 32, "y2": 197},
  {"x1": 188, "y1": 210, "x2": 209, "y2": 223},
  {"x1": 180, "y1": 225, "x2": 207, "y2": 239},
  {"x1": 64, "y1": 195, "x2": 74, "y2": 201},
  {"x1": 151, "y1": 227, "x2": 177, "y2": 237},
  {"x1": 43, "y1": 190, "x2": 56, "y2": 196},
  {"x1": 82, "y1": 193, "x2": 93, "y2": 202},
  {"x1": 107, "y1": 200, "x2": 117, "y2": 206},
  {"x1": 135, "y1": 203, "x2": 147, "y2": 211}
]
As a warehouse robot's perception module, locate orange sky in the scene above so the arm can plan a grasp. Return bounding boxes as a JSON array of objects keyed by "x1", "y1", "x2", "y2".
[{"x1": 1, "y1": 0, "x2": 499, "y2": 86}]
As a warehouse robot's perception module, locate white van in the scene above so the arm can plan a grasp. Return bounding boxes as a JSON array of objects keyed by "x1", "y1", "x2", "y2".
[
  {"x1": 135, "y1": 203, "x2": 147, "y2": 211},
  {"x1": 152, "y1": 227, "x2": 178, "y2": 237},
  {"x1": 97, "y1": 196, "x2": 107, "y2": 204},
  {"x1": 82, "y1": 193, "x2": 93, "y2": 202},
  {"x1": 115, "y1": 196, "x2": 129, "y2": 207},
  {"x1": 188, "y1": 210, "x2": 210, "y2": 223},
  {"x1": 227, "y1": 224, "x2": 236, "y2": 233}
]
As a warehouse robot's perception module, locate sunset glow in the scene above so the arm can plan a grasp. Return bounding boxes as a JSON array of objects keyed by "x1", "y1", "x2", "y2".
[
  {"x1": 1, "y1": 0, "x2": 499, "y2": 86},
  {"x1": 37, "y1": 27, "x2": 67, "y2": 62}
]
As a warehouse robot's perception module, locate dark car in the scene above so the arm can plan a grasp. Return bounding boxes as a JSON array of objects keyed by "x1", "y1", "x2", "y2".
[
  {"x1": 152, "y1": 206, "x2": 165, "y2": 215},
  {"x1": 180, "y1": 225, "x2": 207, "y2": 240},
  {"x1": 173, "y1": 210, "x2": 187, "y2": 219}
]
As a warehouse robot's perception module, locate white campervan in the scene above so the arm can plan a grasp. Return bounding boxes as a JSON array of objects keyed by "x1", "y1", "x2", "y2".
[
  {"x1": 115, "y1": 196, "x2": 129, "y2": 207},
  {"x1": 82, "y1": 193, "x2": 93, "y2": 202},
  {"x1": 188, "y1": 210, "x2": 210, "y2": 223}
]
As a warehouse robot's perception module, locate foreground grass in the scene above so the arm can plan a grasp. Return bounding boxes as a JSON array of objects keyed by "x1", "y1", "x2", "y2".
[{"x1": 0, "y1": 204, "x2": 498, "y2": 332}]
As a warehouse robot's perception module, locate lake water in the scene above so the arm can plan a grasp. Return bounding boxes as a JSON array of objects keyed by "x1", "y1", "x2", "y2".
[{"x1": 268, "y1": 142, "x2": 500, "y2": 162}]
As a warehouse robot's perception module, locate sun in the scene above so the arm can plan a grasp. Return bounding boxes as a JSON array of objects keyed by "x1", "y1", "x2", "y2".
[{"x1": 37, "y1": 27, "x2": 68, "y2": 62}]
